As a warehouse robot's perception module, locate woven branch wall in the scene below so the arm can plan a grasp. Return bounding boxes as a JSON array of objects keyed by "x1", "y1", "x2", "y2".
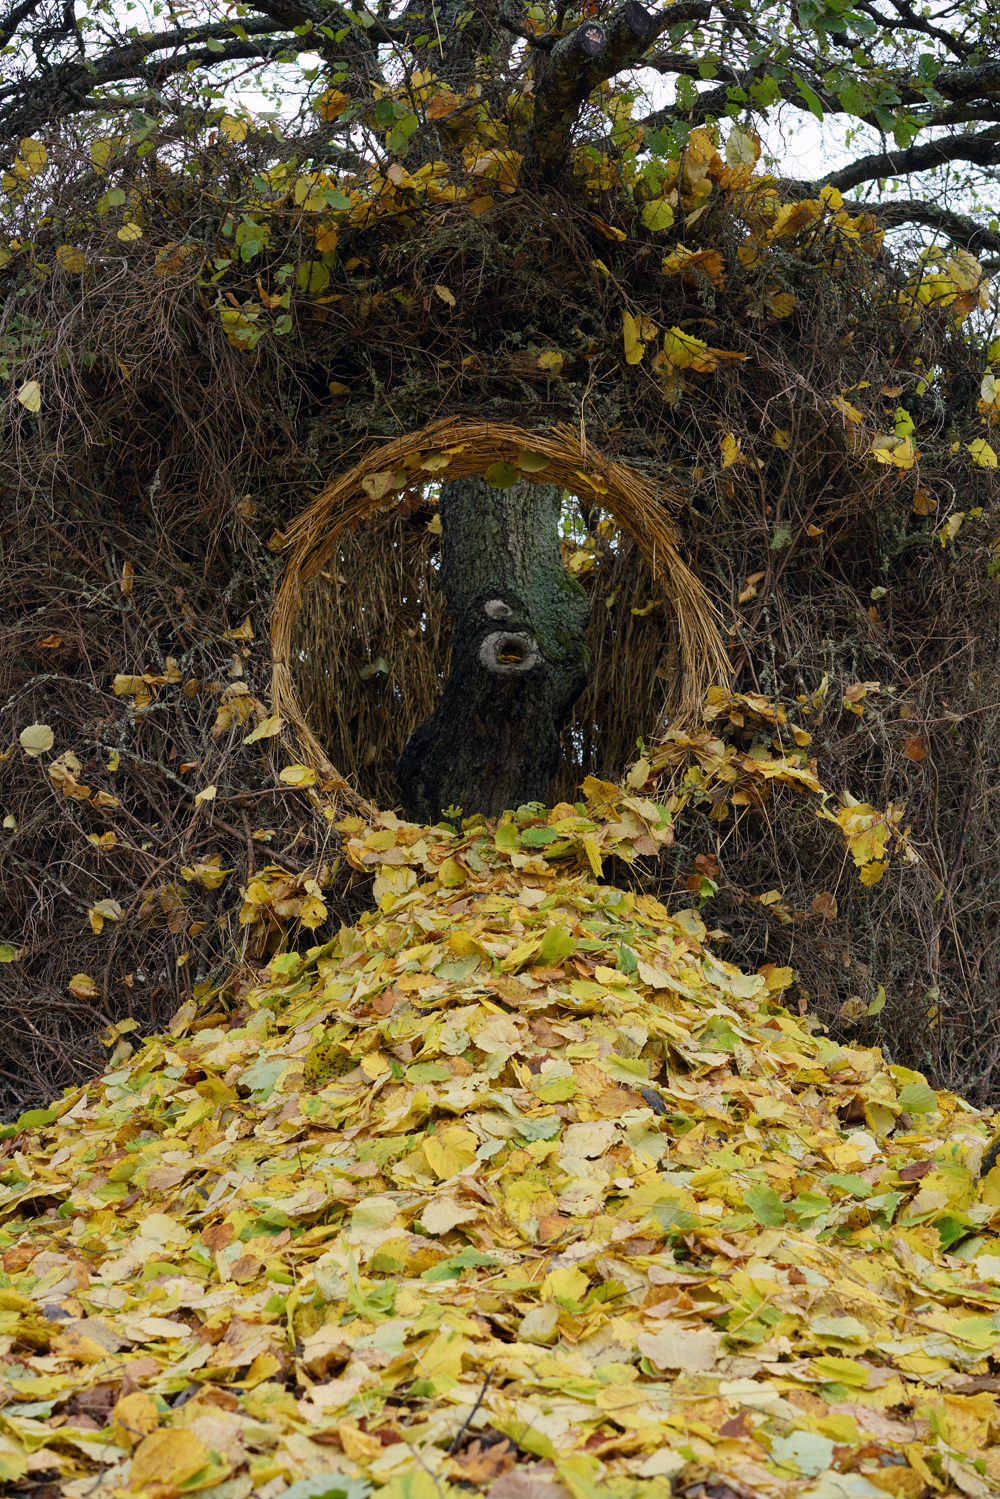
[{"x1": 271, "y1": 419, "x2": 731, "y2": 808}]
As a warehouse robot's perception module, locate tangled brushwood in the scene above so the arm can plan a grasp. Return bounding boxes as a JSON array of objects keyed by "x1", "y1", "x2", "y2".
[{"x1": 2, "y1": 13, "x2": 1000, "y2": 1123}]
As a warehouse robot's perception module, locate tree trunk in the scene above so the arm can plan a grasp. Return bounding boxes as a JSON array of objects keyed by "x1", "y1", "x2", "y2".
[{"x1": 396, "y1": 476, "x2": 590, "y2": 822}]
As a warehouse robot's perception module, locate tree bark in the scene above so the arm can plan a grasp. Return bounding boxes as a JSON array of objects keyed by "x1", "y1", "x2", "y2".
[{"x1": 396, "y1": 476, "x2": 590, "y2": 823}]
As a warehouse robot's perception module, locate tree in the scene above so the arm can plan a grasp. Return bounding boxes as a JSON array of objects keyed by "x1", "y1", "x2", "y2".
[
  {"x1": 1, "y1": 0, "x2": 999, "y2": 1112},
  {"x1": 396, "y1": 475, "x2": 591, "y2": 822}
]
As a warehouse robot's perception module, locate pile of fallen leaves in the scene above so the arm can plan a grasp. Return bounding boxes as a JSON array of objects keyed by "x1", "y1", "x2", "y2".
[{"x1": 2, "y1": 790, "x2": 1000, "y2": 1499}]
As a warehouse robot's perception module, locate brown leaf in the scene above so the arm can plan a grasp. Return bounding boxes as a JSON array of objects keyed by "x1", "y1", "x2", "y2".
[
  {"x1": 897, "y1": 1159, "x2": 934, "y2": 1181},
  {"x1": 3, "y1": 1243, "x2": 39, "y2": 1273},
  {"x1": 371, "y1": 986, "x2": 401, "y2": 1016},
  {"x1": 903, "y1": 736, "x2": 927, "y2": 761},
  {"x1": 201, "y1": 1222, "x2": 235, "y2": 1252},
  {"x1": 812, "y1": 891, "x2": 838, "y2": 921}
]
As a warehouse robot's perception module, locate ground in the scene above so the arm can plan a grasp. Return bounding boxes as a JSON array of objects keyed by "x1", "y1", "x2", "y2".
[{"x1": 1, "y1": 785, "x2": 999, "y2": 1499}]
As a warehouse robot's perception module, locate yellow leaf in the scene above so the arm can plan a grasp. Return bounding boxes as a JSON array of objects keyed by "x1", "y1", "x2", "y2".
[
  {"x1": 219, "y1": 113, "x2": 249, "y2": 142},
  {"x1": 725, "y1": 125, "x2": 759, "y2": 167},
  {"x1": 623, "y1": 310, "x2": 645, "y2": 365},
  {"x1": 538, "y1": 350, "x2": 563, "y2": 373},
  {"x1": 641, "y1": 198, "x2": 675, "y2": 233},
  {"x1": 116, "y1": 223, "x2": 142, "y2": 242},
  {"x1": 662, "y1": 326, "x2": 744, "y2": 372},
  {"x1": 316, "y1": 88, "x2": 349, "y2": 121},
  {"x1": 130, "y1": 1429, "x2": 210, "y2": 1490},
  {"x1": 869, "y1": 434, "x2": 915, "y2": 469},
  {"x1": 720, "y1": 433, "x2": 742, "y2": 468},
  {"x1": 90, "y1": 138, "x2": 118, "y2": 173},
  {"x1": 244, "y1": 715, "x2": 283, "y2": 744},
  {"x1": 19, "y1": 137, "x2": 47, "y2": 174},
  {"x1": 423, "y1": 1125, "x2": 478, "y2": 1179},
  {"x1": 831, "y1": 394, "x2": 864, "y2": 424},
  {"x1": 181, "y1": 856, "x2": 231, "y2": 890},
  {"x1": 68, "y1": 973, "x2": 100, "y2": 1000},
  {"x1": 420, "y1": 452, "x2": 452, "y2": 472},
  {"x1": 108, "y1": 1391, "x2": 160, "y2": 1447},
  {"x1": 968, "y1": 439, "x2": 997, "y2": 468},
  {"x1": 765, "y1": 289, "x2": 797, "y2": 318},
  {"x1": 195, "y1": 784, "x2": 217, "y2": 804},
  {"x1": 433, "y1": 284, "x2": 456, "y2": 306},
  {"x1": 88, "y1": 899, "x2": 123, "y2": 935},
  {"x1": 19, "y1": 722, "x2": 53, "y2": 757},
  {"x1": 362, "y1": 470, "x2": 395, "y2": 501},
  {"x1": 278, "y1": 764, "x2": 317, "y2": 787},
  {"x1": 541, "y1": 1265, "x2": 589, "y2": 1302},
  {"x1": 937, "y1": 513, "x2": 965, "y2": 546},
  {"x1": 17, "y1": 380, "x2": 40, "y2": 412},
  {"x1": 55, "y1": 244, "x2": 86, "y2": 273},
  {"x1": 224, "y1": 614, "x2": 254, "y2": 641}
]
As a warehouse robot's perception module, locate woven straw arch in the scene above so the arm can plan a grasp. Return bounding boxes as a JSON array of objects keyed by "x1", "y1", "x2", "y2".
[{"x1": 272, "y1": 418, "x2": 731, "y2": 808}]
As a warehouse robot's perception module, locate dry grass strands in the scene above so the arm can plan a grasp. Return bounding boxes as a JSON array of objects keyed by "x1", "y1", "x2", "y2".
[{"x1": 272, "y1": 418, "x2": 731, "y2": 804}]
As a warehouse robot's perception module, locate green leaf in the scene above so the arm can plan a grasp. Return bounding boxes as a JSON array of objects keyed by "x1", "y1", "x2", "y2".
[
  {"x1": 897, "y1": 1081, "x2": 937, "y2": 1113},
  {"x1": 17, "y1": 1107, "x2": 57, "y2": 1129},
  {"x1": 743, "y1": 1183, "x2": 785, "y2": 1227},
  {"x1": 517, "y1": 449, "x2": 551, "y2": 472},
  {"x1": 539, "y1": 924, "x2": 575, "y2": 965},
  {"x1": 386, "y1": 112, "x2": 419, "y2": 157},
  {"x1": 205, "y1": 35, "x2": 224, "y2": 52},
  {"x1": 0, "y1": 944, "x2": 18, "y2": 962},
  {"x1": 641, "y1": 199, "x2": 675, "y2": 233},
  {"x1": 483, "y1": 461, "x2": 519, "y2": 488},
  {"x1": 794, "y1": 72, "x2": 825, "y2": 120},
  {"x1": 837, "y1": 78, "x2": 874, "y2": 118},
  {"x1": 520, "y1": 825, "x2": 559, "y2": 845},
  {"x1": 750, "y1": 75, "x2": 782, "y2": 108},
  {"x1": 280, "y1": 1475, "x2": 372, "y2": 1499},
  {"x1": 297, "y1": 260, "x2": 330, "y2": 295},
  {"x1": 405, "y1": 1062, "x2": 452, "y2": 1083},
  {"x1": 867, "y1": 985, "x2": 886, "y2": 1016},
  {"x1": 824, "y1": 1173, "x2": 872, "y2": 1199}
]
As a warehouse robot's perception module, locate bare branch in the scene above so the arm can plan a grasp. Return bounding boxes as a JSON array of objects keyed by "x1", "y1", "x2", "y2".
[
  {"x1": 0, "y1": 0, "x2": 43, "y2": 50},
  {"x1": 819, "y1": 125, "x2": 1000, "y2": 194},
  {"x1": 862, "y1": 196, "x2": 1000, "y2": 270},
  {"x1": 521, "y1": 0, "x2": 713, "y2": 184}
]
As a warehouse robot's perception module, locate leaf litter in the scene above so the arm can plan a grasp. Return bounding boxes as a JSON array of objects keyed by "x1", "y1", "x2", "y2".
[{"x1": 2, "y1": 787, "x2": 1000, "y2": 1499}]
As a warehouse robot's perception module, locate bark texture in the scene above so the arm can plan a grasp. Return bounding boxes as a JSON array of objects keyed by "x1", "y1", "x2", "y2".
[{"x1": 396, "y1": 476, "x2": 590, "y2": 822}]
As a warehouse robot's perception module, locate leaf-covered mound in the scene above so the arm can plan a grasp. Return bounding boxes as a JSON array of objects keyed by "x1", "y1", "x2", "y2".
[{"x1": 2, "y1": 807, "x2": 1000, "y2": 1499}]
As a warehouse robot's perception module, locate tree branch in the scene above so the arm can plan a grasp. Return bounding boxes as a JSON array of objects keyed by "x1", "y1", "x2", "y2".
[
  {"x1": 854, "y1": 0, "x2": 972, "y2": 62},
  {"x1": 861, "y1": 196, "x2": 1000, "y2": 270},
  {"x1": 0, "y1": 0, "x2": 43, "y2": 50},
  {"x1": 521, "y1": 0, "x2": 713, "y2": 184},
  {"x1": 818, "y1": 125, "x2": 1000, "y2": 194}
]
